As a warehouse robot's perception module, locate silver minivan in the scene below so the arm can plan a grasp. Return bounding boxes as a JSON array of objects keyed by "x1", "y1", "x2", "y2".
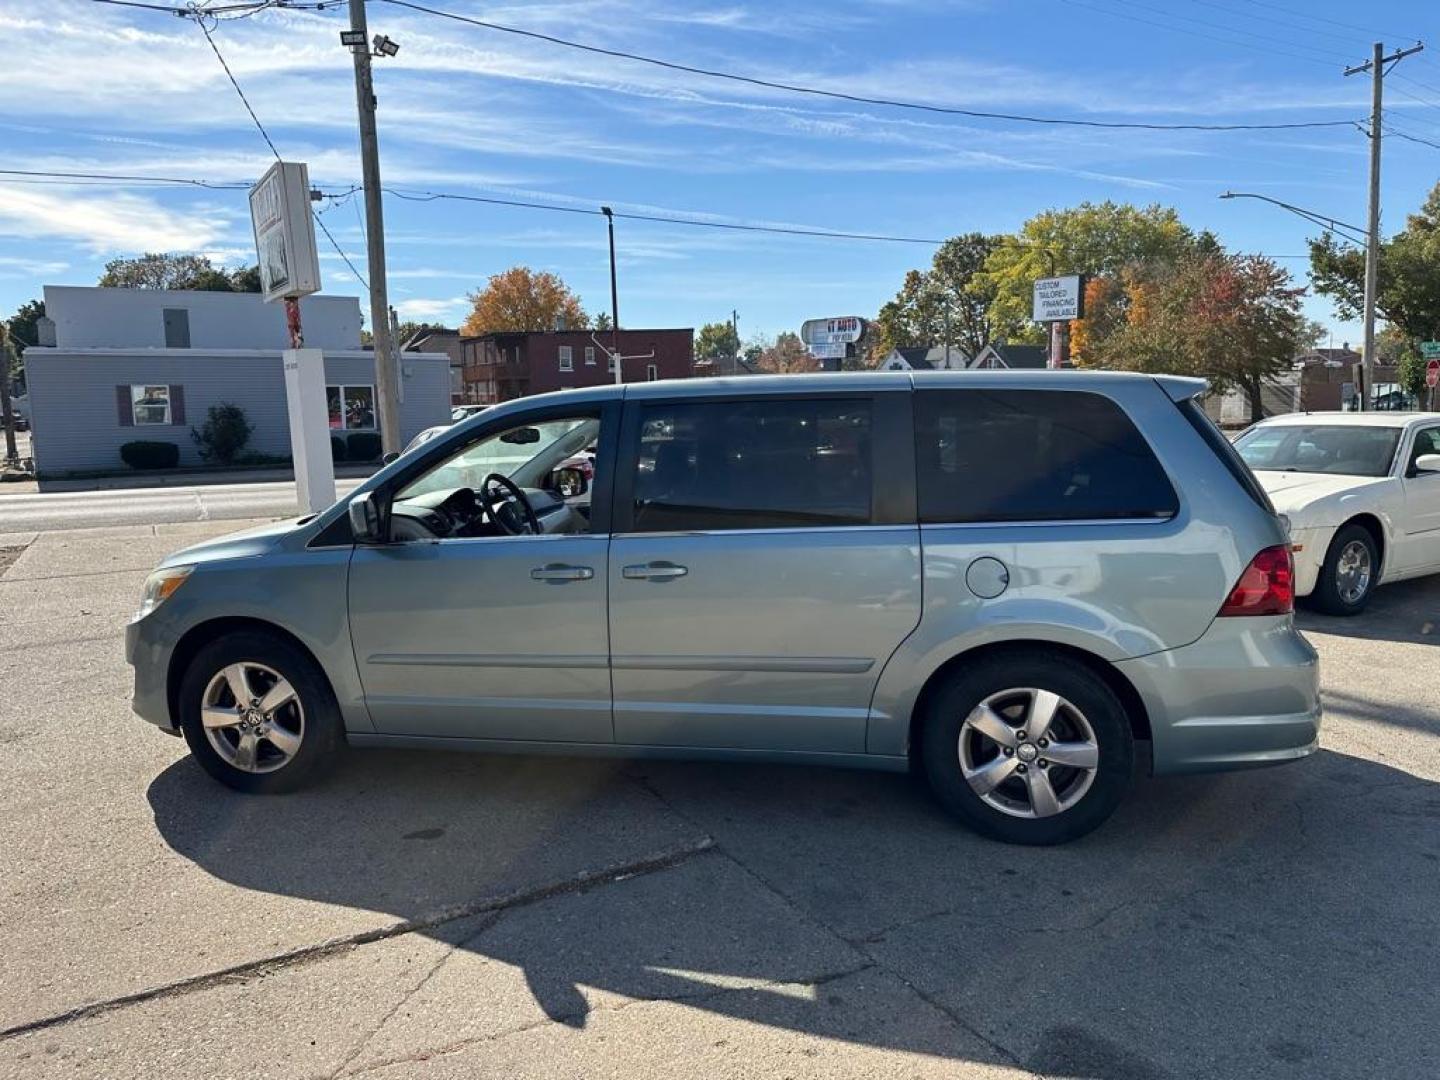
[{"x1": 127, "y1": 372, "x2": 1320, "y2": 844}]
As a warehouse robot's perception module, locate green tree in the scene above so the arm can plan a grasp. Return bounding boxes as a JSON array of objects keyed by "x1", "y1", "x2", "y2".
[
  {"x1": 593, "y1": 311, "x2": 613, "y2": 333},
  {"x1": 99, "y1": 253, "x2": 261, "y2": 292},
  {"x1": 873, "y1": 233, "x2": 1003, "y2": 360},
  {"x1": 975, "y1": 202, "x2": 1198, "y2": 343},
  {"x1": 695, "y1": 320, "x2": 740, "y2": 359},
  {"x1": 4, "y1": 299, "x2": 44, "y2": 386},
  {"x1": 1310, "y1": 180, "x2": 1440, "y2": 400}
]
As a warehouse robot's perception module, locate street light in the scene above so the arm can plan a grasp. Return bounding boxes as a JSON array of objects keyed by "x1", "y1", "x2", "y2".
[
  {"x1": 1219, "y1": 190, "x2": 1372, "y2": 409},
  {"x1": 600, "y1": 206, "x2": 620, "y2": 383}
]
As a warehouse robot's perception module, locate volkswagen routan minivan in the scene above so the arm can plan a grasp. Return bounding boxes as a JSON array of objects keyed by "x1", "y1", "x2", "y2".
[{"x1": 127, "y1": 372, "x2": 1320, "y2": 844}]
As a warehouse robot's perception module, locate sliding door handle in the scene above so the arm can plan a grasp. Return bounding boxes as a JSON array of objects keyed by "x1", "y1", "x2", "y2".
[
  {"x1": 622, "y1": 562, "x2": 689, "y2": 580},
  {"x1": 531, "y1": 564, "x2": 594, "y2": 582}
]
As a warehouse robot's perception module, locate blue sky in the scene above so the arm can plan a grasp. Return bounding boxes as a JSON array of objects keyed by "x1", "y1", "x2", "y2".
[{"x1": 2, "y1": 0, "x2": 1439, "y2": 345}]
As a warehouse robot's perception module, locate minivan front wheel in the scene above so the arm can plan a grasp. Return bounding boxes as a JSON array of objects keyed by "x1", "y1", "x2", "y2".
[
  {"x1": 921, "y1": 652, "x2": 1133, "y2": 845},
  {"x1": 178, "y1": 630, "x2": 343, "y2": 794}
]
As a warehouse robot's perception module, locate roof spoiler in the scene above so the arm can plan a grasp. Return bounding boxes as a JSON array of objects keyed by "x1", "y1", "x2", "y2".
[{"x1": 1153, "y1": 375, "x2": 1207, "y2": 403}]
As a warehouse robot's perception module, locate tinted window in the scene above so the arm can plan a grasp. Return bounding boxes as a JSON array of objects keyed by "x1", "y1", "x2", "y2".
[
  {"x1": 1178, "y1": 399, "x2": 1273, "y2": 511},
  {"x1": 1234, "y1": 424, "x2": 1400, "y2": 478},
  {"x1": 1407, "y1": 426, "x2": 1440, "y2": 474},
  {"x1": 630, "y1": 399, "x2": 872, "y2": 531},
  {"x1": 916, "y1": 389, "x2": 1178, "y2": 523}
]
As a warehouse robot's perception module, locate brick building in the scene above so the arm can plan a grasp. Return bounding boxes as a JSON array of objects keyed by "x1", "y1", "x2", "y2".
[{"x1": 459, "y1": 328, "x2": 694, "y2": 404}]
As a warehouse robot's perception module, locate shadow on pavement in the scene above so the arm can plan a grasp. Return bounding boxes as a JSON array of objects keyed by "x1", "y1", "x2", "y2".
[
  {"x1": 148, "y1": 743, "x2": 1440, "y2": 1079},
  {"x1": 1297, "y1": 572, "x2": 1440, "y2": 645}
]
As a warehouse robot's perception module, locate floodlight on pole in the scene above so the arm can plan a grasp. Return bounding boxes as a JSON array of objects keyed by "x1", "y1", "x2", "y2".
[{"x1": 373, "y1": 34, "x2": 399, "y2": 57}]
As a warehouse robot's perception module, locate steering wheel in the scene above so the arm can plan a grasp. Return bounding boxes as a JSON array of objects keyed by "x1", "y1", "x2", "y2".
[{"x1": 480, "y1": 473, "x2": 541, "y2": 536}]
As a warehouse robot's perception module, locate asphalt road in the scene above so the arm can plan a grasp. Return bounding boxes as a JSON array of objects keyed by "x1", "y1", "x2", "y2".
[
  {"x1": 0, "y1": 478, "x2": 364, "y2": 534},
  {"x1": 1, "y1": 520, "x2": 1438, "y2": 1079}
]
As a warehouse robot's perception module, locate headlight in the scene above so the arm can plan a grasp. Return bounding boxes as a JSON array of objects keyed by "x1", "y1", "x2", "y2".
[{"x1": 137, "y1": 565, "x2": 193, "y2": 618}]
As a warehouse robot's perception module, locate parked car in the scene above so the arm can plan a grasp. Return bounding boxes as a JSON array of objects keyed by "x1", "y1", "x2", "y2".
[
  {"x1": 127, "y1": 372, "x2": 1319, "y2": 845},
  {"x1": 401, "y1": 405, "x2": 495, "y2": 456},
  {"x1": 1233, "y1": 412, "x2": 1440, "y2": 614}
]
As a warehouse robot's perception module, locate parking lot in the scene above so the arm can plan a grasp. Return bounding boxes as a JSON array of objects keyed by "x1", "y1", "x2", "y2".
[{"x1": 1, "y1": 519, "x2": 1437, "y2": 1080}]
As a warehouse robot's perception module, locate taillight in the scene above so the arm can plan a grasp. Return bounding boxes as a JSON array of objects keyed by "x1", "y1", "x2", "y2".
[{"x1": 1218, "y1": 545, "x2": 1294, "y2": 617}]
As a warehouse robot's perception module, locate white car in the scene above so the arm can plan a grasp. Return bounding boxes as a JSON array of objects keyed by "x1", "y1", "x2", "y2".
[{"x1": 1234, "y1": 412, "x2": 1440, "y2": 613}]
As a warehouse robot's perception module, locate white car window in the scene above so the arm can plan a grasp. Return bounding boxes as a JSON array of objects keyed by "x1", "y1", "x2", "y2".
[{"x1": 1235, "y1": 425, "x2": 1401, "y2": 478}]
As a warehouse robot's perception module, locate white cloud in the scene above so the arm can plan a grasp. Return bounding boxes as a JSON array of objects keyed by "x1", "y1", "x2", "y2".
[
  {"x1": 395, "y1": 296, "x2": 470, "y2": 321},
  {"x1": 0, "y1": 186, "x2": 230, "y2": 253}
]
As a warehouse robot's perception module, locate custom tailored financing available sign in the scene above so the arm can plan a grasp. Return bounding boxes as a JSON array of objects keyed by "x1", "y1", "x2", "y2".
[
  {"x1": 1032, "y1": 275, "x2": 1085, "y2": 322},
  {"x1": 250, "y1": 161, "x2": 322, "y2": 304}
]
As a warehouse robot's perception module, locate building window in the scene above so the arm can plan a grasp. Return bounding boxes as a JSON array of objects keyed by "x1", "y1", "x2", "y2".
[
  {"x1": 585, "y1": 346, "x2": 596, "y2": 365},
  {"x1": 162, "y1": 308, "x2": 190, "y2": 349},
  {"x1": 327, "y1": 384, "x2": 376, "y2": 430},
  {"x1": 131, "y1": 384, "x2": 171, "y2": 425},
  {"x1": 646, "y1": 363, "x2": 659, "y2": 381},
  {"x1": 559, "y1": 345, "x2": 573, "y2": 371}
]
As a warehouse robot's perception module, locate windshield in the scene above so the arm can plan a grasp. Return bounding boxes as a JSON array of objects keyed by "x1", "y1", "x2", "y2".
[
  {"x1": 397, "y1": 417, "x2": 597, "y2": 500},
  {"x1": 1234, "y1": 424, "x2": 1400, "y2": 478}
]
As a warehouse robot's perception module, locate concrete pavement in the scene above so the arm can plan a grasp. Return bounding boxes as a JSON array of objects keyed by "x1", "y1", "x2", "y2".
[
  {"x1": 0, "y1": 479, "x2": 363, "y2": 533},
  {"x1": 1, "y1": 520, "x2": 1439, "y2": 1078}
]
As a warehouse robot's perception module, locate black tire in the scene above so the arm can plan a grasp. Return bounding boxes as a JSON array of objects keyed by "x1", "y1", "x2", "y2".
[
  {"x1": 1309, "y1": 522, "x2": 1379, "y2": 616},
  {"x1": 178, "y1": 630, "x2": 344, "y2": 794},
  {"x1": 920, "y1": 651, "x2": 1134, "y2": 845}
]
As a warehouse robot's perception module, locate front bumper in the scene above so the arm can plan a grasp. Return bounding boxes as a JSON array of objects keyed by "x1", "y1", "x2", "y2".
[
  {"x1": 1286, "y1": 525, "x2": 1334, "y2": 598},
  {"x1": 1116, "y1": 615, "x2": 1320, "y2": 775},
  {"x1": 126, "y1": 613, "x2": 179, "y2": 733}
]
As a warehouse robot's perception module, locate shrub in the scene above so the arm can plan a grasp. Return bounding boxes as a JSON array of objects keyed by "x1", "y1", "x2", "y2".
[
  {"x1": 346, "y1": 431, "x2": 382, "y2": 462},
  {"x1": 330, "y1": 435, "x2": 348, "y2": 463},
  {"x1": 191, "y1": 403, "x2": 253, "y2": 465},
  {"x1": 120, "y1": 441, "x2": 180, "y2": 470}
]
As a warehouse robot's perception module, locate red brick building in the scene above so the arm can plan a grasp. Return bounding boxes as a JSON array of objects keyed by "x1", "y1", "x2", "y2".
[{"x1": 459, "y1": 328, "x2": 694, "y2": 404}]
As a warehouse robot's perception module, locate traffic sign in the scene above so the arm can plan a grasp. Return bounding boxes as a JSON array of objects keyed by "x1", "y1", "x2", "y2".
[
  {"x1": 1427, "y1": 358, "x2": 1439, "y2": 388},
  {"x1": 1421, "y1": 341, "x2": 1440, "y2": 360}
]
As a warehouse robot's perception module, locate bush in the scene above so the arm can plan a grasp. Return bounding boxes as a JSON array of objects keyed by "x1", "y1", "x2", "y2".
[
  {"x1": 330, "y1": 435, "x2": 348, "y2": 463},
  {"x1": 191, "y1": 403, "x2": 253, "y2": 465},
  {"x1": 120, "y1": 441, "x2": 180, "y2": 470},
  {"x1": 346, "y1": 431, "x2": 382, "y2": 462}
]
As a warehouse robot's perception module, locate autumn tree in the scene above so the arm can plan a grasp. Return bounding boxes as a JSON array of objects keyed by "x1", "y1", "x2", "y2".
[
  {"x1": 975, "y1": 202, "x2": 1199, "y2": 344},
  {"x1": 695, "y1": 320, "x2": 740, "y2": 359},
  {"x1": 461, "y1": 267, "x2": 589, "y2": 336},
  {"x1": 99, "y1": 253, "x2": 261, "y2": 292},
  {"x1": 752, "y1": 332, "x2": 817, "y2": 374},
  {"x1": 874, "y1": 233, "x2": 1002, "y2": 359}
]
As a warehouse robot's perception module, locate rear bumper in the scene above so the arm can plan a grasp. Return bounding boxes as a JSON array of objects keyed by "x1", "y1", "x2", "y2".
[{"x1": 1116, "y1": 615, "x2": 1320, "y2": 775}]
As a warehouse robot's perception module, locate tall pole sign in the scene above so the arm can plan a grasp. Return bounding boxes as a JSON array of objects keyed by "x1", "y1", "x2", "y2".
[
  {"x1": 1032, "y1": 275, "x2": 1084, "y2": 369},
  {"x1": 250, "y1": 160, "x2": 335, "y2": 514}
]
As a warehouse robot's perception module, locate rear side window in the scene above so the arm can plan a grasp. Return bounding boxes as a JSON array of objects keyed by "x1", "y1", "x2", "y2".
[
  {"x1": 916, "y1": 389, "x2": 1178, "y2": 523},
  {"x1": 630, "y1": 398, "x2": 873, "y2": 531},
  {"x1": 1180, "y1": 400, "x2": 1273, "y2": 511}
]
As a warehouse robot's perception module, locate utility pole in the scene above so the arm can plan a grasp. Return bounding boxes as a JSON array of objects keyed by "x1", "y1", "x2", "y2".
[
  {"x1": 346, "y1": 0, "x2": 400, "y2": 454},
  {"x1": 1345, "y1": 40, "x2": 1424, "y2": 412},
  {"x1": 601, "y1": 206, "x2": 620, "y2": 383},
  {"x1": 0, "y1": 331, "x2": 18, "y2": 467}
]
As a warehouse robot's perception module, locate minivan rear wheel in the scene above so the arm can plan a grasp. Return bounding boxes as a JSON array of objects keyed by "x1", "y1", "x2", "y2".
[
  {"x1": 920, "y1": 652, "x2": 1133, "y2": 845},
  {"x1": 178, "y1": 630, "x2": 344, "y2": 794}
]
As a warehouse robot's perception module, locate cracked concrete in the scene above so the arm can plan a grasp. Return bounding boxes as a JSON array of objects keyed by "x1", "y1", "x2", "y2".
[{"x1": 3, "y1": 521, "x2": 1440, "y2": 1078}]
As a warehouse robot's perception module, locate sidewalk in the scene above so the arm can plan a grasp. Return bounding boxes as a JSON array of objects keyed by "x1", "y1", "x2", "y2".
[{"x1": 7, "y1": 461, "x2": 378, "y2": 496}]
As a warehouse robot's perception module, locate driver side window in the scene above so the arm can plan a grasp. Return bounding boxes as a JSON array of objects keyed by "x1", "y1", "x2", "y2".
[{"x1": 1409, "y1": 427, "x2": 1440, "y2": 476}]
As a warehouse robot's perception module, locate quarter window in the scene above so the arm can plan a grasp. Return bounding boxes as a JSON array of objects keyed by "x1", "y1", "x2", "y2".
[
  {"x1": 131, "y1": 384, "x2": 171, "y2": 425},
  {"x1": 327, "y1": 384, "x2": 376, "y2": 430},
  {"x1": 916, "y1": 389, "x2": 1178, "y2": 523},
  {"x1": 629, "y1": 398, "x2": 873, "y2": 532}
]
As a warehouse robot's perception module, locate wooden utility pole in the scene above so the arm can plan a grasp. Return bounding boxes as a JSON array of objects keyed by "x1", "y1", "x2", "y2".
[
  {"x1": 347, "y1": 0, "x2": 401, "y2": 454},
  {"x1": 1345, "y1": 40, "x2": 1424, "y2": 412}
]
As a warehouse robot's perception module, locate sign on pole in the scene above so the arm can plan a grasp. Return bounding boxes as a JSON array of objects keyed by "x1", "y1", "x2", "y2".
[
  {"x1": 1032, "y1": 275, "x2": 1084, "y2": 323},
  {"x1": 801, "y1": 317, "x2": 866, "y2": 347},
  {"x1": 1421, "y1": 341, "x2": 1440, "y2": 360},
  {"x1": 250, "y1": 162, "x2": 321, "y2": 305},
  {"x1": 808, "y1": 342, "x2": 847, "y2": 361},
  {"x1": 250, "y1": 161, "x2": 332, "y2": 514}
]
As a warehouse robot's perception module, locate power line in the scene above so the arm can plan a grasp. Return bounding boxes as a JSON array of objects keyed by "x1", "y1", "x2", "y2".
[
  {"x1": 0, "y1": 167, "x2": 249, "y2": 189},
  {"x1": 1231, "y1": 0, "x2": 1420, "y2": 44},
  {"x1": 379, "y1": 0, "x2": 1359, "y2": 132},
  {"x1": 1084, "y1": 0, "x2": 1352, "y2": 64},
  {"x1": 188, "y1": 12, "x2": 370, "y2": 290},
  {"x1": 1383, "y1": 123, "x2": 1440, "y2": 152}
]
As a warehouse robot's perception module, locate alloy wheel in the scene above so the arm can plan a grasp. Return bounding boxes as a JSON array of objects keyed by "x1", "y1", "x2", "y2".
[
  {"x1": 200, "y1": 661, "x2": 305, "y2": 774},
  {"x1": 958, "y1": 687, "x2": 1100, "y2": 819},
  {"x1": 1335, "y1": 539, "x2": 1372, "y2": 605}
]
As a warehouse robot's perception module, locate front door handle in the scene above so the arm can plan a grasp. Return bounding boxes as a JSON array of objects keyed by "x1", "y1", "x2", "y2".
[
  {"x1": 531, "y1": 564, "x2": 594, "y2": 582},
  {"x1": 622, "y1": 561, "x2": 689, "y2": 580}
]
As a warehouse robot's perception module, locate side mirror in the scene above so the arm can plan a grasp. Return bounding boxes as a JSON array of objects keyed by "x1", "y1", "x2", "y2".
[
  {"x1": 552, "y1": 466, "x2": 589, "y2": 498},
  {"x1": 348, "y1": 492, "x2": 384, "y2": 543},
  {"x1": 1415, "y1": 453, "x2": 1440, "y2": 476},
  {"x1": 381, "y1": 451, "x2": 400, "y2": 465}
]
